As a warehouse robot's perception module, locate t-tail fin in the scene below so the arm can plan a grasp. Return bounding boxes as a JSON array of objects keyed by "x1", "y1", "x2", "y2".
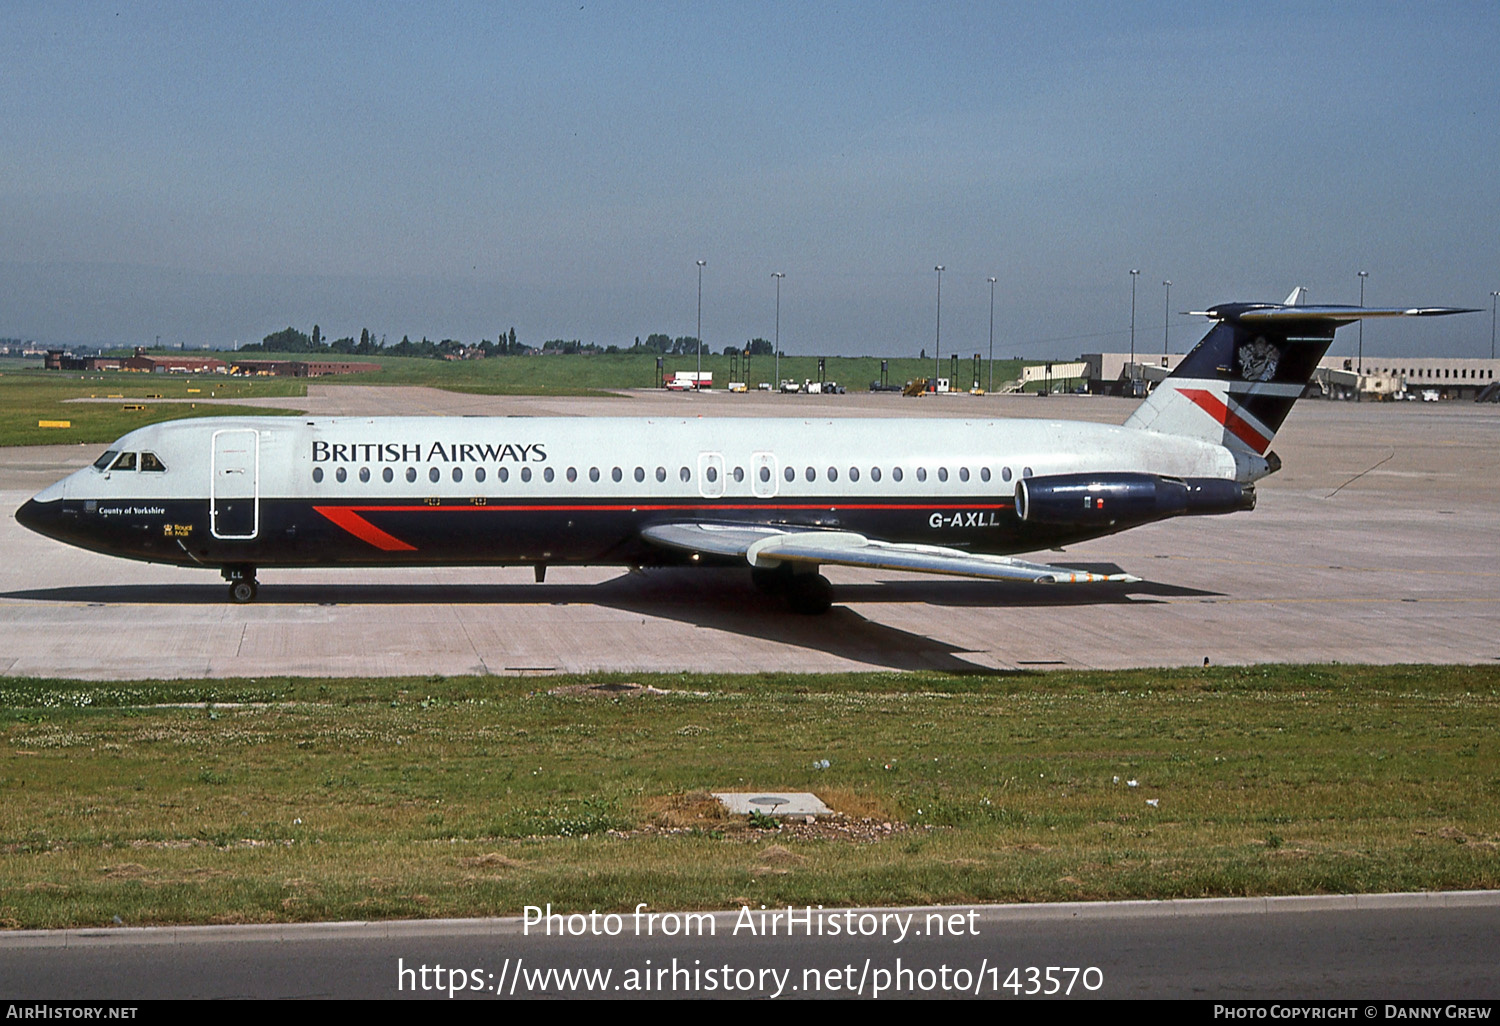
[{"x1": 1124, "y1": 296, "x2": 1477, "y2": 474}]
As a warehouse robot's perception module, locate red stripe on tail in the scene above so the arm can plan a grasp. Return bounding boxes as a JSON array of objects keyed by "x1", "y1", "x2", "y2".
[{"x1": 1178, "y1": 388, "x2": 1273, "y2": 453}]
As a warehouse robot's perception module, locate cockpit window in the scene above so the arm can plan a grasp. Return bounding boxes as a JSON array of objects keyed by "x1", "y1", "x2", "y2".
[
  {"x1": 139, "y1": 451, "x2": 166, "y2": 472},
  {"x1": 109, "y1": 452, "x2": 137, "y2": 472},
  {"x1": 93, "y1": 450, "x2": 120, "y2": 471}
]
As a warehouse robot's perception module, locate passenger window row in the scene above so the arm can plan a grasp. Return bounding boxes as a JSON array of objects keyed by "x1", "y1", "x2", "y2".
[{"x1": 310, "y1": 463, "x2": 1035, "y2": 486}]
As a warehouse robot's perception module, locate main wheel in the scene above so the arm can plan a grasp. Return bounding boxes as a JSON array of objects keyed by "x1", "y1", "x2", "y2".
[
  {"x1": 750, "y1": 566, "x2": 790, "y2": 595},
  {"x1": 228, "y1": 579, "x2": 258, "y2": 604},
  {"x1": 784, "y1": 573, "x2": 833, "y2": 615}
]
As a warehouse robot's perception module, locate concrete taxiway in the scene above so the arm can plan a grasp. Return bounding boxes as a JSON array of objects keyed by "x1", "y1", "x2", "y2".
[{"x1": 2, "y1": 387, "x2": 1497, "y2": 679}]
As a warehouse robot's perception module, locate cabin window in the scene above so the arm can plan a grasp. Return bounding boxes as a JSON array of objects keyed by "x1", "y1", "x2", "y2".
[
  {"x1": 499, "y1": 467, "x2": 510, "y2": 483},
  {"x1": 870, "y1": 467, "x2": 881, "y2": 482},
  {"x1": 656, "y1": 466, "x2": 667, "y2": 482},
  {"x1": 803, "y1": 467, "x2": 814, "y2": 482},
  {"x1": 475, "y1": 467, "x2": 486, "y2": 483},
  {"x1": 612, "y1": 467, "x2": 622, "y2": 482},
  {"x1": 849, "y1": 467, "x2": 860, "y2": 482},
  {"x1": 429, "y1": 467, "x2": 440, "y2": 483},
  {"x1": 784, "y1": 466, "x2": 795, "y2": 482},
  {"x1": 359, "y1": 467, "x2": 370, "y2": 483},
  {"x1": 139, "y1": 452, "x2": 166, "y2": 472},
  {"x1": 827, "y1": 467, "x2": 838, "y2": 482},
  {"x1": 635, "y1": 467, "x2": 645, "y2": 482},
  {"x1": 937, "y1": 467, "x2": 948, "y2": 482},
  {"x1": 915, "y1": 467, "x2": 927, "y2": 482},
  {"x1": 1022, "y1": 466, "x2": 1033, "y2": 478},
  {"x1": 588, "y1": 467, "x2": 600, "y2": 482},
  {"x1": 959, "y1": 467, "x2": 969, "y2": 482},
  {"x1": 733, "y1": 466, "x2": 744, "y2": 483},
  {"x1": 382, "y1": 467, "x2": 392, "y2": 483},
  {"x1": 980, "y1": 467, "x2": 991, "y2": 483},
  {"x1": 1001, "y1": 466, "x2": 1012, "y2": 482},
  {"x1": 452, "y1": 467, "x2": 463, "y2": 483},
  {"x1": 706, "y1": 466, "x2": 718, "y2": 483},
  {"x1": 110, "y1": 452, "x2": 137, "y2": 472},
  {"x1": 543, "y1": 467, "x2": 555, "y2": 483},
  {"x1": 892, "y1": 467, "x2": 903, "y2": 482},
  {"x1": 93, "y1": 450, "x2": 119, "y2": 471},
  {"x1": 759, "y1": 466, "x2": 771, "y2": 483},
  {"x1": 336, "y1": 467, "x2": 347, "y2": 483},
  {"x1": 407, "y1": 467, "x2": 417, "y2": 483},
  {"x1": 567, "y1": 467, "x2": 578, "y2": 483},
  {"x1": 521, "y1": 467, "x2": 532, "y2": 482},
  {"x1": 312, "y1": 467, "x2": 324, "y2": 483},
  {"x1": 679, "y1": 466, "x2": 691, "y2": 482}
]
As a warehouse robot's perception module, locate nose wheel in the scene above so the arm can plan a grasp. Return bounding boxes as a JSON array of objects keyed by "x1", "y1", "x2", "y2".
[{"x1": 222, "y1": 566, "x2": 259, "y2": 604}]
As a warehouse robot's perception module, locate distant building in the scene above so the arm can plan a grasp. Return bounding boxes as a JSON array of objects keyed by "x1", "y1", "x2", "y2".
[
  {"x1": 123, "y1": 347, "x2": 228, "y2": 374},
  {"x1": 231, "y1": 360, "x2": 380, "y2": 377},
  {"x1": 1081, "y1": 351, "x2": 1499, "y2": 400}
]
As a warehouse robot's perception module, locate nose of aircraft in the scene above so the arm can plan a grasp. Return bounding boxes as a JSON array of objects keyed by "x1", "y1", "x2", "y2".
[{"x1": 15, "y1": 498, "x2": 53, "y2": 539}]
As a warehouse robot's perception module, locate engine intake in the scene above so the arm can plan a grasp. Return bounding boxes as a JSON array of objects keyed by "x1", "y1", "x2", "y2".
[{"x1": 1014, "y1": 473, "x2": 1253, "y2": 527}]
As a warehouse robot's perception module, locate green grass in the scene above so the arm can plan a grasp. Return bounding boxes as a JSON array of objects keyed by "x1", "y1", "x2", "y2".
[
  {"x1": 0, "y1": 368, "x2": 304, "y2": 447},
  {"x1": 227, "y1": 352, "x2": 1032, "y2": 396},
  {"x1": 1, "y1": 665, "x2": 1496, "y2": 929},
  {"x1": 0, "y1": 353, "x2": 1050, "y2": 446}
]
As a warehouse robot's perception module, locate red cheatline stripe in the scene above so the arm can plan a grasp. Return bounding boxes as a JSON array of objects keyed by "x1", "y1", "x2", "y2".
[
  {"x1": 312, "y1": 501, "x2": 1014, "y2": 550},
  {"x1": 1178, "y1": 388, "x2": 1272, "y2": 453},
  {"x1": 312, "y1": 506, "x2": 417, "y2": 551}
]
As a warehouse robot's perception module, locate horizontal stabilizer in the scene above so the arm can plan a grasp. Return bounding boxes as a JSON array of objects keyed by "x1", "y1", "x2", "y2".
[
  {"x1": 641, "y1": 522, "x2": 1140, "y2": 584},
  {"x1": 1236, "y1": 305, "x2": 1480, "y2": 323}
]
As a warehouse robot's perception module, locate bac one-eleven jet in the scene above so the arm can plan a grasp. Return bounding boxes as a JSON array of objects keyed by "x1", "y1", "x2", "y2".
[{"x1": 16, "y1": 291, "x2": 1474, "y2": 613}]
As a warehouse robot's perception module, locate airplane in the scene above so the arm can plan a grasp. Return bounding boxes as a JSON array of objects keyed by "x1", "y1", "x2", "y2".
[{"x1": 15, "y1": 291, "x2": 1474, "y2": 613}]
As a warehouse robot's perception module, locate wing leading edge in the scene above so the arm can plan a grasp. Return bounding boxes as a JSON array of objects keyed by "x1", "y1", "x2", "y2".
[{"x1": 639, "y1": 522, "x2": 1140, "y2": 585}]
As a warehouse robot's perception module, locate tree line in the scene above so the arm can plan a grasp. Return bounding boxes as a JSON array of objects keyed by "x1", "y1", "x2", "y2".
[{"x1": 236, "y1": 326, "x2": 779, "y2": 360}]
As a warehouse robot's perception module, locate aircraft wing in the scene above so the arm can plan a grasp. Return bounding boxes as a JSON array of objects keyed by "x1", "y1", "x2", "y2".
[{"x1": 639, "y1": 522, "x2": 1139, "y2": 584}]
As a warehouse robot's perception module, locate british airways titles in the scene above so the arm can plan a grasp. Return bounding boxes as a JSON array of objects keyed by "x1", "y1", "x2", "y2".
[{"x1": 311, "y1": 441, "x2": 548, "y2": 464}]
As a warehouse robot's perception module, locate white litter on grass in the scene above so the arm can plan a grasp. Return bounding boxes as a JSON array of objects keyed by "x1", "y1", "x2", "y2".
[
  {"x1": 1127, "y1": 779, "x2": 1139, "y2": 787},
  {"x1": 1146, "y1": 799, "x2": 1159, "y2": 807}
]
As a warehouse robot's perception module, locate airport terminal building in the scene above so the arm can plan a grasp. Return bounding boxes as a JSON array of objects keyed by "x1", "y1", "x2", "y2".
[{"x1": 1082, "y1": 352, "x2": 1498, "y2": 400}]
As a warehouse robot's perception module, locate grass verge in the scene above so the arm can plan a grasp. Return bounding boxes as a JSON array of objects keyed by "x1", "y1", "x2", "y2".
[
  {"x1": 0, "y1": 369, "x2": 304, "y2": 447},
  {"x1": 1, "y1": 665, "x2": 1496, "y2": 929}
]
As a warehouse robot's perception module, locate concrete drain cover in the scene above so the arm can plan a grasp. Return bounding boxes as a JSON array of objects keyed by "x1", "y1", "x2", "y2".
[{"x1": 712, "y1": 792, "x2": 833, "y2": 818}]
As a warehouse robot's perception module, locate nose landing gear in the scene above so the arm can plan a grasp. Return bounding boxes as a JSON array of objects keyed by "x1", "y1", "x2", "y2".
[{"x1": 222, "y1": 565, "x2": 259, "y2": 604}]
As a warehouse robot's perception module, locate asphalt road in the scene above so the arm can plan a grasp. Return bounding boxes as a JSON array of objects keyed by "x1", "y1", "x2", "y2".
[{"x1": 2, "y1": 893, "x2": 1496, "y2": 1000}]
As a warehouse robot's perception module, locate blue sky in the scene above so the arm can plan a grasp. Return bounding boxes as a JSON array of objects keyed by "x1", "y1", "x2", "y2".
[{"x1": 4, "y1": 1, "x2": 1498, "y2": 358}]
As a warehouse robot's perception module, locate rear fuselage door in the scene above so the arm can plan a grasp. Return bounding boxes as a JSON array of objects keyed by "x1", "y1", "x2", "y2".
[
  {"x1": 751, "y1": 451, "x2": 778, "y2": 499},
  {"x1": 697, "y1": 452, "x2": 725, "y2": 499},
  {"x1": 211, "y1": 429, "x2": 259, "y2": 539}
]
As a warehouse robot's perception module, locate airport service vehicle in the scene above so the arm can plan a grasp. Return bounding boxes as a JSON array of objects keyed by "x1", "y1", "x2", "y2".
[
  {"x1": 665, "y1": 371, "x2": 712, "y2": 391},
  {"x1": 16, "y1": 292, "x2": 1472, "y2": 612}
]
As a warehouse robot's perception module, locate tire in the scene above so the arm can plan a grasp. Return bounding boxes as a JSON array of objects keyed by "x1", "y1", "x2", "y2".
[
  {"x1": 228, "y1": 579, "x2": 258, "y2": 604},
  {"x1": 784, "y1": 573, "x2": 833, "y2": 615},
  {"x1": 750, "y1": 566, "x2": 790, "y2": 595}
]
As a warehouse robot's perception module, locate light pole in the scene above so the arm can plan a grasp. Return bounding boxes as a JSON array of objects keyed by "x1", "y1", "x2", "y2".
[
  {"x1": 987, "y1": 276, "x2": 997, "y2": 394},
  {"x1": 1129, "y1": 269, "x2": 1140, "y2": 395},
  {"x1": 934, "y1": 265, "x2": 945, "y2": 386},
  {"x1": 772, "y1": 272, "x2": 785, "y2": 386},
  {"x1": 1491, "y1": 291, "x2": 1498, "y2": 360},
  {"x1": 696, "y1": 260, "x2": 706, "y2": 379},
  {"x1": 1162, "y1": 280, "x2": 1171, "y2": 356},
  {"x1": 1357, "y1": 270, "x2": 1368, "y2": 401}
]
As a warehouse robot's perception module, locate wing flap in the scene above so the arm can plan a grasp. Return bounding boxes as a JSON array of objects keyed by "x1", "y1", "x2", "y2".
[{"x1": 640, "y1": 522, "x2": 1139, "y2": 585}]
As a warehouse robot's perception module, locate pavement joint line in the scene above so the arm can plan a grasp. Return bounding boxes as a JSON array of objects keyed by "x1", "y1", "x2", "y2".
[{"x1": 3, "y1": 891, "x2": 1497, "y2": 949}]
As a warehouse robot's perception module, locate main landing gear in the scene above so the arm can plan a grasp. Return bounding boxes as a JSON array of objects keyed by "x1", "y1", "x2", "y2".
[
  {"x1": 222, "y1": 565, "x2": 258, "y2": 604},
  {"x1": 750, "y1": 564, "x2": 834, "y2": 615}
]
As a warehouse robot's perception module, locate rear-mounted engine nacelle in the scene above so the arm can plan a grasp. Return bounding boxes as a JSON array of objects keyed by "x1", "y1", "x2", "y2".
[{"x1": 1014, "y1": 473, "x2": 1253, "y2": 527}]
